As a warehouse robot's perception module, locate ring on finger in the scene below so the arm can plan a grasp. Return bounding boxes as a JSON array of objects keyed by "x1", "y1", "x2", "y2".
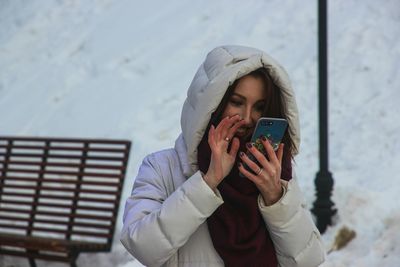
[{"x1": 256, "y1": 167, "x2": 263, "y2": 176}]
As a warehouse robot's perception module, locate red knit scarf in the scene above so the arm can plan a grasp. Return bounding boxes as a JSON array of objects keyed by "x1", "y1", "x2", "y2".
[{"x1": 197, "y1": 134, "x2": 292, "y2": 267}]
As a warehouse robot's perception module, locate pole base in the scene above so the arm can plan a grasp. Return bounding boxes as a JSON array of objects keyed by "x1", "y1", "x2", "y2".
[{"x1": 312, "y1": 170, "x2": 337, "y2": 233}]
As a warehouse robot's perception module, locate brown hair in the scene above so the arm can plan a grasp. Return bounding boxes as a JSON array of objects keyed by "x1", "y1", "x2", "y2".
[
  {"x1": 209, "y1": 67, "x2": 294, "y2": 159},
  {"x1": 197, "y1": 67, "x2": 294, "y2": 180}
]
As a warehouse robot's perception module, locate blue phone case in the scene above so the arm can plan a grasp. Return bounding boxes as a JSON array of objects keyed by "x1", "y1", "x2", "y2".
[
  {"x1": 241, "y1": 117, "x2": 288, "y2": 176},
  {"x1": 251, "y1": 117, "x2": 288, "y2": 154}
]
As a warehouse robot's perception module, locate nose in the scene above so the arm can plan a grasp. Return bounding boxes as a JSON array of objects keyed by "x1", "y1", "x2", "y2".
[{"x1": 240, "y1": 107, "x2": 255, "y2": 126}]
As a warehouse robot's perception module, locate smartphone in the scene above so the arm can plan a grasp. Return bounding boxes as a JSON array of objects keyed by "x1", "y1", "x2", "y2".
[
  {"x1": 241, "y1": 117, "x2": 288, "y2": 175},
  {"x1": 251, "y1": 117, "x2": 288, "y2": 154}
]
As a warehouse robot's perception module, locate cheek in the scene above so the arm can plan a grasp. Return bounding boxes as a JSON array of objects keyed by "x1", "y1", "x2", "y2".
[
  {"x1": 221, "y1": 105, "x2": 237, "y2": 118},
  {"x1": 251, "y1": 110, "x2": 263, "y2": 121}
]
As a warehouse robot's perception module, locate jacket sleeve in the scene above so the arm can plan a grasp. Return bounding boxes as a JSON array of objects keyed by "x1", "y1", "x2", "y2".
[
  {"x1": 258, "y1": 177, "x2": 326, "y2": 267},
  {"x1": 120, "y1": 154, "x2": 224, "y2": 267}
]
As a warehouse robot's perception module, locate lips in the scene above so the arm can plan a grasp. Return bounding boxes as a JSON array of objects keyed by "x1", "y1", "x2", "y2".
[{"x1": 235, "y1": 127, "x2": 253, "y2": 137}]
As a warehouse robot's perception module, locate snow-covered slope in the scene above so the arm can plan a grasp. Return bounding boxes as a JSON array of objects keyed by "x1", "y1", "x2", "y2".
[{"x1": 1, "y1": 0, "x2": 399, "y2": 266}]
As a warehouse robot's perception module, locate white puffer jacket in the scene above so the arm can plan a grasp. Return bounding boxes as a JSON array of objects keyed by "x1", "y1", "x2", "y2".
[{"x1": 121, "y1": 46, "x2": 326, "y2": 267}]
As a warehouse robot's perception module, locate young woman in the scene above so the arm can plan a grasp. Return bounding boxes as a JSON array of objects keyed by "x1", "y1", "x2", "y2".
[{"x1": 121, "y1": 45, "x2": 326, "y2": 267}]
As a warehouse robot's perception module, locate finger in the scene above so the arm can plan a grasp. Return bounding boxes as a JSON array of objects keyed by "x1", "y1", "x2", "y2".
[
  {"x1": 261, "y1": 137, "x2": 280, "y2": 166},
  {"x1": 245, "y1": 143, "x2": 273, "y2": 172},
  {"x1": 220, "y1": 115, "x2": 242, "y2": 140},
  {"x1": 238, "y1": 162, "x2": 261, "y2": 184},
  {"x1": 239, "y1": 150, "x2": 267, "y2": 175},
  {"x1": 277, "y1": 143, "x2": 284, "y2": 165},
  {"x1": 228, "y1": 137, "x2": 240, "y2": 157},
  {"x1": 227, "y1": 119, "x2": 247, "y2": 138},
  {"x1": 215, "y1": 116, "x2": 230, "y2": 141},
  {"x1": 208, "y1": 125, "x2": 216, "y2": 149},
  {"x1": 258, "y1": 140, "x2": 282, "y2": 180}
]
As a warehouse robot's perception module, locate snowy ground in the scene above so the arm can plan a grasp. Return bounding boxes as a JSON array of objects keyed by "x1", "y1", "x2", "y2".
[{"x1": 0, "y1": 0, "x2": 399, "y2": 266}]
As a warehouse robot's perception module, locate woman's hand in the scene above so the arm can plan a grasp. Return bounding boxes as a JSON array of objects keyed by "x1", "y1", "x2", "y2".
[
  {"x1": 238, "y1": 137, "x2": 285, "y2": 205},
  {"x1": 203, "y1": 115, "x2": 247, "y2": 190}
]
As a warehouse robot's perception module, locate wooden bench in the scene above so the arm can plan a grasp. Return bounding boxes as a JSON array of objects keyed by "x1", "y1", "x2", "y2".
[{"x1": 0, "y1": 136, "x2": 131, "y2": 267}]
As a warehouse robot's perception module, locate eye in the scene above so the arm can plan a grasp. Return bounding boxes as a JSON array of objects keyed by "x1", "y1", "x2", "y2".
[
  {"x1": 254, "y1": 102, "x2": 265, "y2": 112},
  {"x1": 229, "y1": 99, "x2": 243, "y2": 107}
]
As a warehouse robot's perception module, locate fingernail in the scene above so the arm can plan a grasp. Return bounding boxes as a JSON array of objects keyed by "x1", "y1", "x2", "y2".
[
  {"x1": 238, "y1": 162, "x2": 242, "y2": 167},
  {"x1": 246, "y1": 143, "x2": 253, "y2": 149},
  {"x1": 261, "y1": 135, "x2": 267, "y2": 141},
  {"x1": 239, "y1": 152, "x2": 245, "y2": 157}
]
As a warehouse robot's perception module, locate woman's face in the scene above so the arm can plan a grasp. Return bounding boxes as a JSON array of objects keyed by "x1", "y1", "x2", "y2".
[{"x1": 221, "y1": 75, "x2": 266, "y2": 138}]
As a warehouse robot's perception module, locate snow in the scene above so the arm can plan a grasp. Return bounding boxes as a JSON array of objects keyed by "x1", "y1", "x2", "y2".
[{"x1": 0, "y1": 0, "x2": 399, "y2": 266}]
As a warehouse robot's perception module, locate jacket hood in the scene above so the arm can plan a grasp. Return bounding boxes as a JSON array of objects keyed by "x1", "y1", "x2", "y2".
[{"x1": 180, "y1": 45, "x2": 300, "y2": 176}]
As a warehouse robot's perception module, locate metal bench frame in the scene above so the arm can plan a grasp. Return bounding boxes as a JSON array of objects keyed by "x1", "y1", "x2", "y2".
[{"x1": 0, "y1": 136, "x2": 131, "y2": 267}]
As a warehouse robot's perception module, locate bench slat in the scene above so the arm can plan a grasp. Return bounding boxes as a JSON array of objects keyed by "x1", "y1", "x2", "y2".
[
  {"x1": 0, "y1": 214, "x2": 30, "y2": 222},
  {"x1": 0, "y1": 169, "x2": 123, "y2": 179},
  {"x1": 0, "y1": 248, "x2": 70, "y2": 262},
  {"x1": 0, "y1": 144, "x2": 128, "y2": 153},
  {"x1": 1, "y1": 184, "x2": 120, "y2": 195},
  {"x1": 27, "y1": 227, "x2": 112, "y2": 239},
  {"x1": 0, "y1": 160, "x2": 125, "y2": 170},
  {"x1": 0, "y1": 233, "x2": 109, "y2": 252},
  {"x1": 1, "y1": 191, "x2": 117, "y2": 203},
  {"x1": 0, "y1": 216, "x2": 112, "y2": 230},
  {"x1": 0, "y1": 207, "x2": 114, "y2": 221},
  {"x1": 0, "y1": 229, "x2": 111, "y2": 240},
  {"x1": 0, "y1": 152, "x2": 126, "y2": 162},
  {"x1": 1, "y1": 176, "x2": 122, "y2": 185},
  {"x1": 0, "y1": 199, "x2": 115, "y2": 212},
  {"x1": 0, "y1": 136, "x2": 130, "y2": 144}
]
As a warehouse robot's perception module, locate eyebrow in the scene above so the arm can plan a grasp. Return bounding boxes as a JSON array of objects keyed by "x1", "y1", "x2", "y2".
[
  {"x1": 232, "y1": 93, "x2": 246, "y2": 100},
  {"x1": 232, "y1": 93, "x2": 266, "y2": 103}
]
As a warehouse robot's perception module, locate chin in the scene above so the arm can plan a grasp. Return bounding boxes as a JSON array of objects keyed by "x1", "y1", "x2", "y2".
[
  {"x1": 235, "y1": 132, "x2": 245, "y2": 138},
  {"x1": 236, "y1": 132, "x2": 252, "y2": 142}
]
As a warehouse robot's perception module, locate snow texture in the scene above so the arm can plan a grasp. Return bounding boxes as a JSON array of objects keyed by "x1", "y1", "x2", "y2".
[{"x1": 0, "y1": 0, "x2": 399, "y2": 266}]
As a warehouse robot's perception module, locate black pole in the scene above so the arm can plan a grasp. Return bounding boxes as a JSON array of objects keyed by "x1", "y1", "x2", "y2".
[{"x1": 311, "y1": 0, "x2": 336, "y2": 234}]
